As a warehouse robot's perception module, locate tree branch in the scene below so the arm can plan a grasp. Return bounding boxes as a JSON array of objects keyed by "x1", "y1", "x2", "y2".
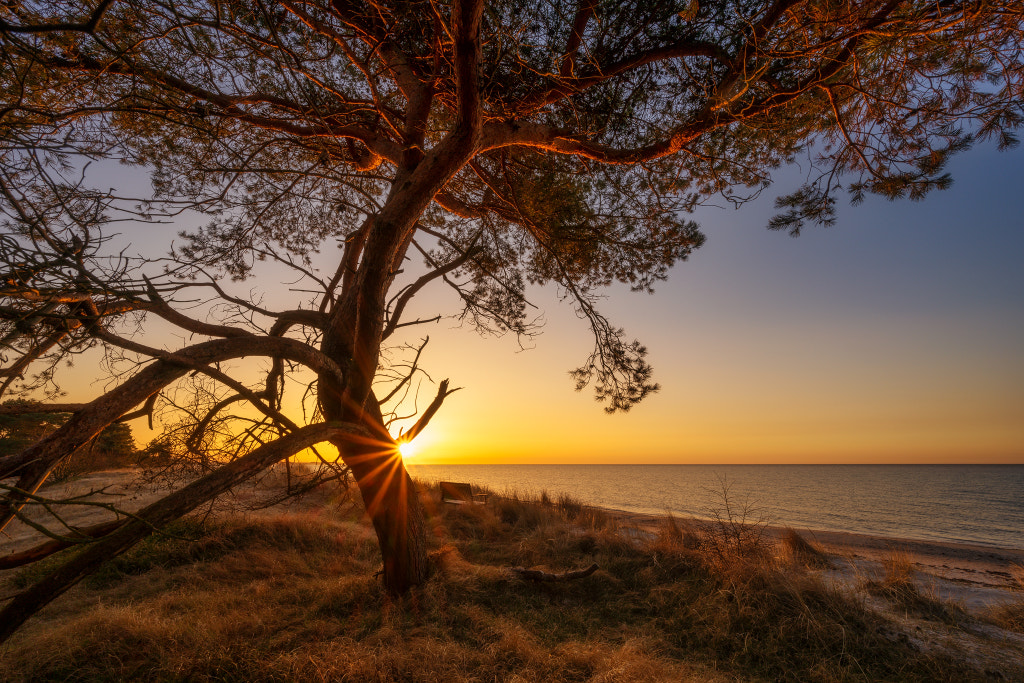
[
  {"x1": 0, "y1": 422, "x2": 368, "y2": 644},
  {"x1": 453, "y1": 0, "x2": 484, "y2": 136},
  {"x1": 0, "y1": 519, "x2": 124, "y2": 570},
  {"x1": 0, "y1": 336, "x2": 346, "y2": 534},
  {"x1": 400, "y1": 378, "x2": 458, "y2": 444},
  {"x1": 0, "y1": 0, "x2": 117, "y2": 34},
  {"x1": 382, "y1": 235, "x2": 481, "y2": 340}
]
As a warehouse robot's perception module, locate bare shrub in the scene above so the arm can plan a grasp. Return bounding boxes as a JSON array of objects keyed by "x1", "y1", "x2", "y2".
[{"x1": 699, "y1": 476, "x2": 770, "y2": 563}]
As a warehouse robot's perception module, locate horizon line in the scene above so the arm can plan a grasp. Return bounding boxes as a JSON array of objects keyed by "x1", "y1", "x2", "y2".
[{"x1": 406, "y1": 461, "x2": 1024, "y2": 466}]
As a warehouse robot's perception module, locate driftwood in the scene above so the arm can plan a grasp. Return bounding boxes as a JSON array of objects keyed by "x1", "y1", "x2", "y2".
[{"x1": 508, "y1": 563, "x2": 599, "y2": 582}]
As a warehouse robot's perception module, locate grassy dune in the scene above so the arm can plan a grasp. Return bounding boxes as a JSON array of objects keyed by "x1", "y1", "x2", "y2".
[{"x1": 1, "y1": 482, "x2": 1021, "y2": 682}]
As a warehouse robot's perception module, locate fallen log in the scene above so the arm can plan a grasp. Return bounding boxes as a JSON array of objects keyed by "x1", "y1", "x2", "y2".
[{"x1": 508, "y1": 563, "x2": 599, "y2": 582}]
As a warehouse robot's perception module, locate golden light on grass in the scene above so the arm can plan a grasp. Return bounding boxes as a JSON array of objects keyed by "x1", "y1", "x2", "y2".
[{"x1": 3, "y1": 490, "x2": 1009, "y2": 681}]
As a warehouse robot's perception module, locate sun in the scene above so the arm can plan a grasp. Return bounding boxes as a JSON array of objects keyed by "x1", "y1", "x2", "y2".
[{"x1": 397, "y1": 441, "x2": 415, "y2": 459}]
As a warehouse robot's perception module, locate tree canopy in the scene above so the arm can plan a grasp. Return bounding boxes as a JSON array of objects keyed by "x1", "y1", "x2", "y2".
[{"x1": 0, "y1": 0, "x2": 1021, "y2": 641}]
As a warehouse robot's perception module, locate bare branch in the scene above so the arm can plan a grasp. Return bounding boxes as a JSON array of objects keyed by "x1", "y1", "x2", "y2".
[{"x1": 0, "y1": 422, "x2": 369, "y2": 643}]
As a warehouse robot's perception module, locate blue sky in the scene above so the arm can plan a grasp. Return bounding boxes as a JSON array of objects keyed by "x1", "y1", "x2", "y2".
[{"x1": 415, "y1": 142, "x2": 1024, "y2": 463}]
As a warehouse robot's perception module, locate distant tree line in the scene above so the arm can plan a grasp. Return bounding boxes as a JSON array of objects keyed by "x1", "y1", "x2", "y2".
[{"x1": 0, "y1": 401, "x2": 136, "y2": 480}]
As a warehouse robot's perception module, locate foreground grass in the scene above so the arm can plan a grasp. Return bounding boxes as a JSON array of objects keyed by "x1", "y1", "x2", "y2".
[{"x1": 0, "y1": 484, "x2": 1015, "y2": 682}]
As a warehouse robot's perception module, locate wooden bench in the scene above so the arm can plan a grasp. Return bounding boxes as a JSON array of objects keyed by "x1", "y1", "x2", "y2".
[{"x1": 439, "y1": 481, "x2": 489, "y2": 505}]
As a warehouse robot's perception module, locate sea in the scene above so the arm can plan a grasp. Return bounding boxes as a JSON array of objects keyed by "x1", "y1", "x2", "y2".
[{"x1": 406, "y1": 464, "x2": 1024, "y2": 550}]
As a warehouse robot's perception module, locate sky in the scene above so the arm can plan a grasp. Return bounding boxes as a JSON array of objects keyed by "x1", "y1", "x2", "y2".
[
  {"x1": 402, "y1": 145, "x2": 1024, "y2": 464},
  {"x1": 44, "y1": 142, "x2": 1024, "y2": 465}
]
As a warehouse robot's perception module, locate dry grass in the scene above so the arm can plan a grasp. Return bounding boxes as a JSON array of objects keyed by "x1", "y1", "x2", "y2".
[
  {"x1": 986, "y1": 602, "x2": 1024, "y2": 634},
  {"x1": 1010, "y1": 562, "x2": 1024, "y2": 591},
  {"x1": 990, "y1": 563, "x2": 1024, "y2": 632},
  {"x1": 985, "y1": 564, "x2": 1024, "y2": 635},
  {"x1": 779, "y1": 527, "x2": 833, "y2": 569},
  {"x1": 0, "y1": 484, "x2": 1001, "y2": 682},
  {"x1": 862, "y1": 549, "x2": 966, "y2": 624}
]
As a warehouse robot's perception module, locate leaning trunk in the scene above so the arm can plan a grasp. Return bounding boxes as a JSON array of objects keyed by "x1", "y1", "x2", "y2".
[
  {"x1": 320, "y1": 284, "x2": 431, "y2": 593},
  {"x1": 320, "y1": 171, "x2": 459, "y2": 593},
  {"x1": 341, "y1": 437, "x2": 429, "y2": 593},
  {"x1": 320, "y1": 320, "x2": 431, "y2": 592}
]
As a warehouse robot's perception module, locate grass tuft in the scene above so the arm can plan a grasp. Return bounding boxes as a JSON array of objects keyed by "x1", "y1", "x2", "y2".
[
  {"x1": 863, "y1": 549, "x2": 965, "y2": 624},
  {"x1": 779, "y1": 527, "x2": 833, "y2": 569},
  {"x1": 987, "y1": 601, "x2": 1024, "y2": 633},
  {"x1": 1009, "y1": 562, "x2": 1024, "y2": 591}
]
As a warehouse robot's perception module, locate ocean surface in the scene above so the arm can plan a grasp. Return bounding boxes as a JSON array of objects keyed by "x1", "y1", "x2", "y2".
[{"x1": 406, "y1": 464, "x2": 1024, "y2": 549}]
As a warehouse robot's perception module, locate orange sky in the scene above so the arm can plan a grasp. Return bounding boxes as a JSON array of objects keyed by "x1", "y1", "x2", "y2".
[
  {"x1": 45, "y1": 146, "x2": 1024, "y2": 465},
  {"x1": 391, "y1": 148, "x2": 1024, "y2": 465},
  {"x1": 399, "y1": 299, "x2": 1024, "y2": 464}
]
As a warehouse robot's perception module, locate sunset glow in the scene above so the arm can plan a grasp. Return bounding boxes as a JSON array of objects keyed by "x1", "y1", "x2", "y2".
[
  {"x1": 4, "y1": 0, "x2": 1024, "y2": 671},
  {"x1": 15, "y1": 34, "x2": 1023, "y2": 471},
  {"x1": 382, "y1": 149, "x2": 1024, "y2": 466}
]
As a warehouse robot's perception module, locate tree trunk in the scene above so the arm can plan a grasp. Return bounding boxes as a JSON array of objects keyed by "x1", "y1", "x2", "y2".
[
  {"x1": 341, "y1": 436, "x2": 429, "y2": 593},
  {"x1": 320, "y1": 324, "x2": 431, "y2": 593},
  {"x1": 318, "y1": 156, "x2": 475, "y2": 593},
  {"x1": 319, "y1": 227, "x2": 432, "y2": 592}
]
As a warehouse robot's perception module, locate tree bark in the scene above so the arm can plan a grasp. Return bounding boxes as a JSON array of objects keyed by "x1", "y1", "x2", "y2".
[
  {"x1": 320, "y1": 317, "x2": 431, "y2": 593},
  {"x1": 341, "y1": 435, "x2": 429, "y2": 594},
  {"x1": 319, "y1": 209, "x2": 434, "y2": 594}
]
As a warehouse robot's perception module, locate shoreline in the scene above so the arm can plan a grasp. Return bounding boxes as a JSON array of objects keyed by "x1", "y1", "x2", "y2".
[
  {"x1": 406, "y1": 463, "x2": 1024, "y2": 552},
  {"x1": 595, "y1": 504, "x2": 1024, "y2": 611}
]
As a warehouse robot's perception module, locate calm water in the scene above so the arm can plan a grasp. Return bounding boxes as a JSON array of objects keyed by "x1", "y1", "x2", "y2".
[{"x1": 406, "y1": 464, "x2": 1024, "y2": 549}]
